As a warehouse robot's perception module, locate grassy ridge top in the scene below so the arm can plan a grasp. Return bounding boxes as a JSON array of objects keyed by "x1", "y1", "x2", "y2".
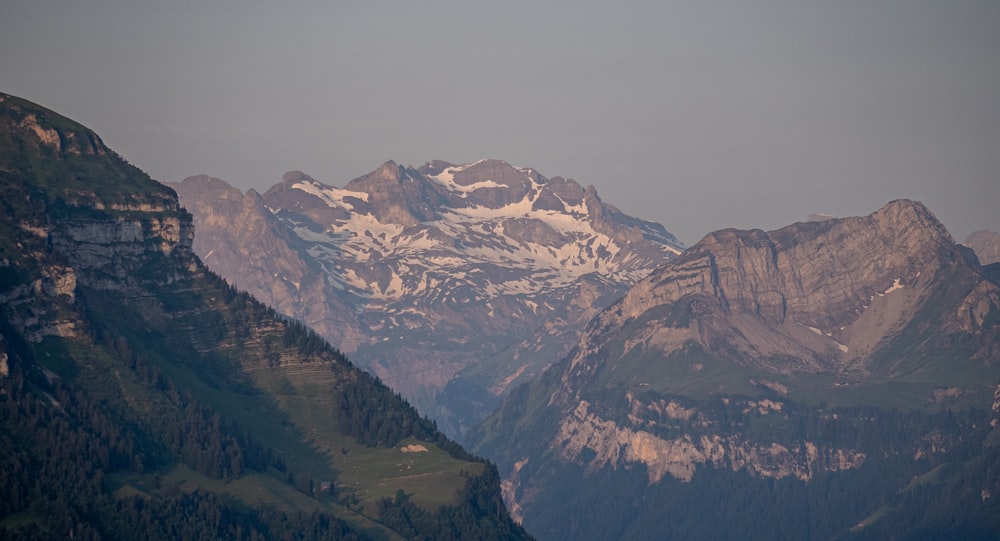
[{"x1": 0, "y1": 92, "x2": 170, "y2": 205}]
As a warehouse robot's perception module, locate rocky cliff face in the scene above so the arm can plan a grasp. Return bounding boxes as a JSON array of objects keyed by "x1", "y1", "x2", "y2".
[
  {"x1": 562, "y1": 199, "x2": 996, "y2": 386},
  {"x1": 1, "y1": 93, "x2": 197, "y2": 345},
  {"x1": 470, "y1": 200, "x2": 1000, "y2": 539},
  {"x1": 174, "y1": 158, "x2": 683, "y2": 436},
  {"x1": 551, "y1": 396, "x2": 866, "y2": 485},
  {"x1": 3, "y1": 201, "x2": 194, "y2": 344}
]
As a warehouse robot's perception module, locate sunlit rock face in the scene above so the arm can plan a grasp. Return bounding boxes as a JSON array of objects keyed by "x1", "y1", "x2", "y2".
[{"x1": 552, "y1": 399, "x2": 865, "y2": 485}]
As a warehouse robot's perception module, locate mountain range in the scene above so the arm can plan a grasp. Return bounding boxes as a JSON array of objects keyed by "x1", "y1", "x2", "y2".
[
  {"x1": 172, "y1": 160, "x2": 682, "y2": 437},
  {"x1": 469, "y1": 199, "x2": 1000, "y2": 539},
  {"x1": 5, "y1": 89, "x2": 999, "y2": 540},
  {"x1": 0, "y1": 93, "x2": 529, "y2": 540}
]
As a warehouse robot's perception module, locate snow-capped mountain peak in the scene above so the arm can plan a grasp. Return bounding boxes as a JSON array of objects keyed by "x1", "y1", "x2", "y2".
[
  {"x1": 177, "y1": 159, "x2": 684, "y2": 436},
  {"x1": 272, "y1": 159, "x2": 680, "y2": 302}
]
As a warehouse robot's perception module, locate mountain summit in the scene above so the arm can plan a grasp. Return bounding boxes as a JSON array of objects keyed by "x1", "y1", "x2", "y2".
[
  {"x1": 174, "y1": 158, "x2": 683, "y2": 436},
  {"x1": 558, "y1": 198, "x2": 995, "y2": 385},
  {"x1": 470, "y1": 200, "x2": 1000, "y2": 540}
]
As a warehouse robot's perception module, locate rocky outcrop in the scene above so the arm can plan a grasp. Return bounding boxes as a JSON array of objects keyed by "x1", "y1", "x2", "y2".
[
  {"x1": 50, "y1": 211, "x2": 193, "y2": 286},
  {"x1": 0, "y1": 93, "x2": 198, "y2": 343},
  {"x1": 552, "y1": 400, "x2": 865, "y2": 484}
]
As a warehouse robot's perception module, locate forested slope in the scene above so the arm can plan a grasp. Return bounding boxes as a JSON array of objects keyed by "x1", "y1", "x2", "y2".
[{"x1": 0, "y1": 93, "x2": 529, "y2": 540}]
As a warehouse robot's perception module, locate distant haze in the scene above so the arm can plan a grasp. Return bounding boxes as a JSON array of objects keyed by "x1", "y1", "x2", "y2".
[{"x1": 2, "y1": 1, "x2": 998, "y2": 245}]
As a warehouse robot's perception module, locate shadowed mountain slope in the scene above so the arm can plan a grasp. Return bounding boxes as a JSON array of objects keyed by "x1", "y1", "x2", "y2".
[{"x1": 0, "y1": 93, "x2": 530, "y2": 540}]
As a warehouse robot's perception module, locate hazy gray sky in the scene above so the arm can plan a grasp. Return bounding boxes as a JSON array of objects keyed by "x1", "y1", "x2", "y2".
[{"x1": 2, "y1": 1, "x2": 998, "y2": 245}]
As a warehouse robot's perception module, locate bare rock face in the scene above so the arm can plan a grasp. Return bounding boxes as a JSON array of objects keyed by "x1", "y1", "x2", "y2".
[
  {"x1": 564, "y1": 199, "x2": 997, "y2": 384},
  {"x1": 174, "y1": 159, "x2": 684, "y2": 437},
  {"x1": 550, "y1": 399, "x2": 864, "y2": 485},
  {"x1": 0, "y1": 93, "x2": 198, "y2": 343}
]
